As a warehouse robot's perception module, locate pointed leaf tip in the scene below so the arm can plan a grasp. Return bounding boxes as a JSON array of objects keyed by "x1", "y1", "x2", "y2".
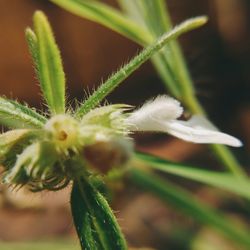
[
  {"x1": 191, "y1": 16, "x2": 208, "y2": 26},
  {"x1": 33, "y1": 10, "x2": 47, "y2": 24},
  {"x1": 33, "y1": 10, "x2": 66, "y2": 114}
]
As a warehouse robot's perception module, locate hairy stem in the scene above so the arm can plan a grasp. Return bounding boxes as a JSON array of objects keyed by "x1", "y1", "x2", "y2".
[
  {"x1": 76, "y1": 16, "x2": 207, "y2": 117},
  {"x1": 70, "y1": 161, "x2": 127, "y2": 250}
]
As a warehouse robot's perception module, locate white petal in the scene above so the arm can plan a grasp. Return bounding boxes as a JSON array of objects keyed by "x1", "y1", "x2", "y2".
[
  {"x1": 126, "y1": 95, "x2": 183, "y2": 130},
  {"x1": 164, "y1": 115, "x2": 242, "y2": 147}
]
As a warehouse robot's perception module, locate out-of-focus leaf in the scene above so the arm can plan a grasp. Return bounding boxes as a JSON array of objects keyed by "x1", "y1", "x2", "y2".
[
  {"x1": 130, "y1": 168, "x2": 250, "y2": 248},
  {"x1": 50, "y1": 0, "x2": 152, "y2": 45},
  {"x1": 136, "y1": 152, "x2": 250, "y2": 200},
  {"x1": 119, "y1": 0, "x2": 195, "y2": 98}
]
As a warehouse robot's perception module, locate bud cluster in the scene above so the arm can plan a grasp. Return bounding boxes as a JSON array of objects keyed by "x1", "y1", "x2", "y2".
[{"x1": 0, "y1": 106, "x2": 133, "y2": 191}]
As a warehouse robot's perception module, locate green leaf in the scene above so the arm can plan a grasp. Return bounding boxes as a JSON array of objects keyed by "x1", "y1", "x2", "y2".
[
  {"x1": 76, "y1": 16, "x2": 207, "y2": 117},
  {"x1": 25, "y1": 28, "x2": 40, "y2": 79},
  {"x1": 50, "y1": 0, "x2": 152, "y2": 45},
  {"x1": 130, "y1": 168, "x2": 250, "y2": 248},
  {"x1": 33, "y1": 11, "x2": 66, "y2": 114},
  {"x1": 117, "y1": 0, "x2": 146, "y2": 28},
  {"x1": 142, "y1": 0, "x2": 195, "y2": 93},
  {"x1": 71, "y1": 174, "x2": 127, "y2": 250},
  {"x1": 150, "y1": 54, "x2": 181, "y2": 97},
  {"x1": 211, "y1": 143, "x2": 246, "y2": 179},
  {"x1": 136, "y1": 152, "x2": 250, "y2": 200},
  {"x1": 119, "y1": 0, "x2": 171, "y2": 36},
  {"x1": 119, "y1": 0, "x2": 195, "y2": 98},
  {"x1": 0, "y1": 97, "x2": 46, "y2": 129}
]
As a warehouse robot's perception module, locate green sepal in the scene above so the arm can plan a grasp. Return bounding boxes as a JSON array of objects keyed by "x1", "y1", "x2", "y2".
[
  {"x1": 0, "y1": 97, "x2": 46, "y2": 129},
  {"x1": 33, "y1": 11, "x2": 66, "y2": 114},
  {"x1": 71, "y1": 174, "x2": 127, "y2": 250},
  {"x1": 80, "y1": 104, "x2": 131, "y2": 127},
  {"x1": 80, "y1": 104, "x2": 131, "y2": 138},
  {"x1": 3, "y1": 141, "x2": 58, "y2": 185},
  {"x1": 0, "y1": 129, "x2": 38, "y2": 167}
]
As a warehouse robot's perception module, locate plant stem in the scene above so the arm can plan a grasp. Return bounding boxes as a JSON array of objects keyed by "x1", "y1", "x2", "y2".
[{"x1": 70, "y1": 161, "x2": 127, "y2": 250}]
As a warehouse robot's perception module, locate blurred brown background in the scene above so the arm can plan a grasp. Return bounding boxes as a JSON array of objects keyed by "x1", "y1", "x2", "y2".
[{"x1": 0, "y1": 0, "x2": 250, "y2": 249}]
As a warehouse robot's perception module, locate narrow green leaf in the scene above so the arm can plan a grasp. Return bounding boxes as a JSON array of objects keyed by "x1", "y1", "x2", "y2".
[
  {"x1": 50, "y1": 0, "x2": 152, "y2": 45},
  {"x1": 119, "y1": 0, "x2": 170, "y2": 36},
  {"x1": 0, "y1": 97, "x2": 46, "y2": 129},
  {"x1": 211, "y1": 144, "x2": 246, "y2": 179},
  {"x1": 119, "y1": 0, "x2": 196, "y2": 98},
  {"x1": 117, "y1": 0, "x2": 146, "y2": 28},
  {"x1": 136, "y1": 153, "x2": 250, "y2": 200},
  {"x1": 33, "y1": 11, "x2": 66, "y2": 114},
  {"x1": 76, "y1": 16, "x2": 207, "y2": 117},
  {"x1": 130, "y1": 168, "x2": 250, "y2": 248},
  {"x1": 150, "y1": 54, "x2": 181, "y2": 97},
  {"x1": 71, "y1": 175, "x2": 127, "y2": 250},
  {"x1": 25, "y1": 28, "x2": 40, "y2": 79}
]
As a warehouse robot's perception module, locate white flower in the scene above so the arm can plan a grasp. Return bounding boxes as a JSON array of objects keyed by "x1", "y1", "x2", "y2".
[{"x1": 125, "y1": 95, "x2": 242, "y2": 147}]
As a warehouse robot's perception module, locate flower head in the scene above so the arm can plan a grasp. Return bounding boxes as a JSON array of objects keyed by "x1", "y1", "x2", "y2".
[
  {"x1": 0, "y1": 105, "x2": 133, "y2": 191},
  {"x1": 0, "y1": 95, "x2": 242, "y2": 191}
]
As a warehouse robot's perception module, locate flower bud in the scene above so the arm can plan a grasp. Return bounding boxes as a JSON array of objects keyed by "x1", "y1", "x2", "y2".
[
  {"x1": 45, "y1": 114, "x2": 81, "y2": 154},
  {"x1": 83, "y1": 138, "x2": 133, "y2": 173},
  {"x1": 0, "y1": 129, "x2": 36, "y2": 168},
  {"x1": 3, "y1": 141, "x2": 58, "y2": 185}
]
